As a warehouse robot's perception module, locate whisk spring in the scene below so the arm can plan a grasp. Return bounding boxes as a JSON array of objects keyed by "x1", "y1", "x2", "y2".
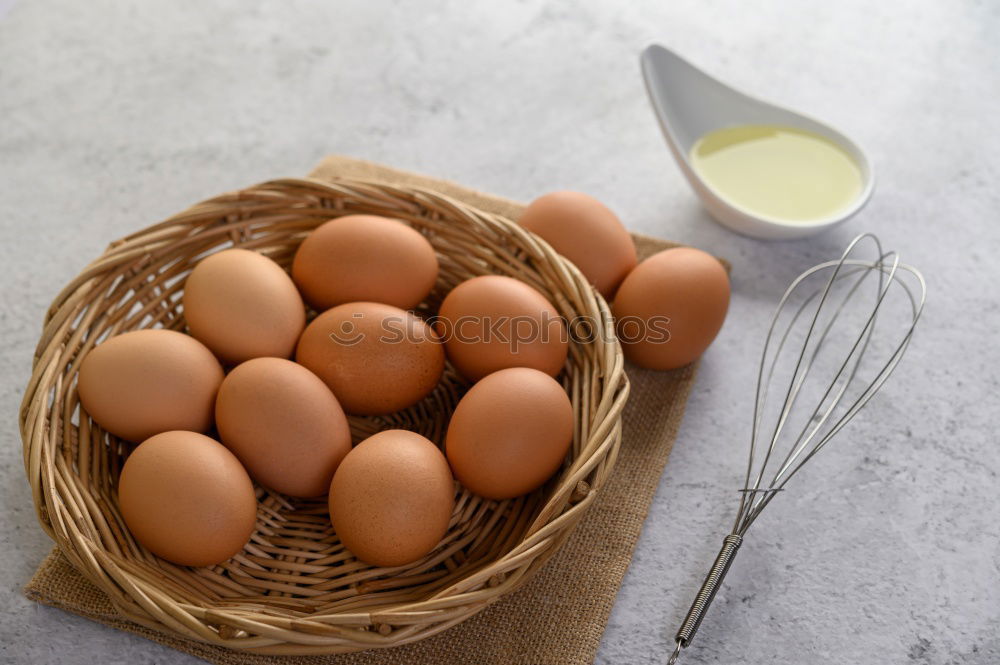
[{"x1": 674, "y1": 534, "x2": 743, "y2": 648}]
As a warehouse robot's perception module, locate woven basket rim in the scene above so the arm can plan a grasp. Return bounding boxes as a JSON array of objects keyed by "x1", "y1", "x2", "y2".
[{"x1": 19, "y1": 176, "x2": 630, "y2": 655}]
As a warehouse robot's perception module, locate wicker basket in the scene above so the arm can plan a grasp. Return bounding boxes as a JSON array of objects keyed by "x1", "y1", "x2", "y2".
[{"x1": 19, "y1": 177, "x2": 629, "y2": 655}]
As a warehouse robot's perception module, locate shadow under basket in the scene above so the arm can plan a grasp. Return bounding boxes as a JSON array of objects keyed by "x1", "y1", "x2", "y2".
[{"x1": 19, "y1": 177, "x2": 630, "y2": 655}]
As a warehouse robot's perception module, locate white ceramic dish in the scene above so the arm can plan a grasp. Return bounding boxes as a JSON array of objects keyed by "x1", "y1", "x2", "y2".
[{"x1": 640, "y1": 44, "x2": 874, "y2": 240}]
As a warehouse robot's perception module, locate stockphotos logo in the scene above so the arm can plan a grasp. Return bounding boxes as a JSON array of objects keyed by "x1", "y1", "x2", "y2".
[{"x1": 327, "y1": 311, "x2": 671, "y2": 352}]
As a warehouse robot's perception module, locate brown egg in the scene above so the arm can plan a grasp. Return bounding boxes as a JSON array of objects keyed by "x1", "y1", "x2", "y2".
[
  {"x1": 328, "y1": 430, "x2": 454, "y2": 567},
  {"x1": 183, "y1": 248, "x2": 306, "y2": 365},
  {"x1": 295, "y1": 302, "x2": 444, "y2": 415},
  {"x1": 77, "y1": 329, "x2": 223, "y2": 442},
  {"x1": 436, "y1": 275, "x2": 569, "y2": 382},
  {"x1": 518, "y1": 191, "x2": 637, "y2": 298},
  {"x1": 292, "y1": 215, "x2": 439, "y2": 311},
  {"x1": 445, "y1": 367, "x2": 574, "y2": 499},
  {"x1": 215, "y1": 358, "x2": 351, "y2": 497},
  {"x1": 612, "y1": 247, "x2": 730, "y2": 370},
  {"x1": 118, "y1": 430, "x2": 257, "y2": 567}
]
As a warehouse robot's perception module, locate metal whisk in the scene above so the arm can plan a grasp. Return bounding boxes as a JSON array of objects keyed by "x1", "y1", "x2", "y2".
[{"x1": 666, "y1": 233, "x2": 926, "y2": 665}]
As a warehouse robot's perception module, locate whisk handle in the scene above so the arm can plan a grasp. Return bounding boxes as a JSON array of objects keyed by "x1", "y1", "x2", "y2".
[{"x1": 674, "y1": 534, "x2": 743, "y2": 650}]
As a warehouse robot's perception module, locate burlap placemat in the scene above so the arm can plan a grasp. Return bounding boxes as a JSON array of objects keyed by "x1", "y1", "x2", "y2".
[{"x1": 24, "y1": 155, "x2": 707, "y2": 665}]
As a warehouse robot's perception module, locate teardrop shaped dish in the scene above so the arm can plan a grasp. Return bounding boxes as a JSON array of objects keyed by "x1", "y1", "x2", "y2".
[{"x1": 641, "y1": 44, "x2": 874, "y2": 240}]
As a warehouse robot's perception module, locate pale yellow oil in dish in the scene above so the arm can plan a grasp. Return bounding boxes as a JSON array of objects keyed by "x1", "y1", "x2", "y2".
[{"x1": 689, "y1": 125, "x2": 864, "y2": 223}]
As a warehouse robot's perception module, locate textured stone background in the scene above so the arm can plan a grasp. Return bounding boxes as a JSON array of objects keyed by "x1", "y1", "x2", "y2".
[{"x1": 1, "y1": 1, "x2": 998, "y2": 664}]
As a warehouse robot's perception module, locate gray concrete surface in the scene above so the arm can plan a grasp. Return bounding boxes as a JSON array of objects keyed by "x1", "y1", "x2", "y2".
[{"x1": 2, "y1": 1, "x2": 998, "y2": 663}]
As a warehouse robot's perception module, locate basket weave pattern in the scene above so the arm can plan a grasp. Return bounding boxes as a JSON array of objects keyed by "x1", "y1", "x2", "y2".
[{"x1": 19, "y1": 177, "x2": 629, "y2": 655}]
